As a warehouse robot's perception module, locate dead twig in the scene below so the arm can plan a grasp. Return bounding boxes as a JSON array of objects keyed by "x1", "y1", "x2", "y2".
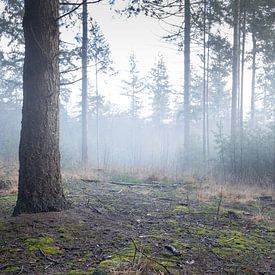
[
  {"x1": 0, "y1": 264, "x2": 9, "y2": 270},
  {"x1": 39, "y1": 249, "x2": 60, "y2": 265},
  {"x1": 213, "y1": 187, "x2": 223, "y2": 226},
  {"x1": 130, "y1": 238, "x2": 172, "y2": 274},
  {"x1": 18, "y1": 266, "x2": 24, "y2": 274}
]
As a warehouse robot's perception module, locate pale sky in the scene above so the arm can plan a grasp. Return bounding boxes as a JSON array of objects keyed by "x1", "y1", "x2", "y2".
[
  {"x1": 63, "y1": 2, "x2": 193, "y2": 116},
  {"x1": 63, "y1": 1, "x2": 252, "y2": 117},
  {"x1": 0, "y1": 1, "x2": 253, "y2": 116}
]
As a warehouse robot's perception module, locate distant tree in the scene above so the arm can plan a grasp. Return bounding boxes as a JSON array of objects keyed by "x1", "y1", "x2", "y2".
[
  {"x1": 122, "y1": 54, "x2": 144, "y2": 119},
  {"x1": 0, "y1": 0, "x2": 24, "y2": 108},
  {"x1": 231, "y1": 0, "x2": 240, "y2": 141},
  {"x1": 87, "y1": 19, "x2": 113, "y2": 124},
  {"x1": 148, "y1": 56, "x2": 171, "y2": 126},
  {"x1": 13, "y1": 0, "x2": 68, "y2": 215},
  {"x1": 89, "y1": 20, "x2": 113, "y2": 167},
  {"x1": 208, "y1": 34, "x2": 231, "y2": 124}
]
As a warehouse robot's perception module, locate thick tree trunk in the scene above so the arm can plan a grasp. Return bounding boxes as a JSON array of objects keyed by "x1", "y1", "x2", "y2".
[
  {"x1": 184, "y1": 0, "x2": 191, "y2": 155},
  {"x1": 82, "y1": 0, "x2": 88, "y2": 167},
  {"x1": 13, "y1": 0, "x2": 68, "y2": 215}
]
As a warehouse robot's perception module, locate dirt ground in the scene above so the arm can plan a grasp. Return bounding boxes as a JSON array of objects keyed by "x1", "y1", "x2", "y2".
[{"x1": 0, "y1": 176, "x2": 274, "y2": 274}]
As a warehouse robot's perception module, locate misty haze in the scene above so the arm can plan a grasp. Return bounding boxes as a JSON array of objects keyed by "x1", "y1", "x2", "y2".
[{"x1": 0, "y1": 0, "x2": 274, "y2": 274}]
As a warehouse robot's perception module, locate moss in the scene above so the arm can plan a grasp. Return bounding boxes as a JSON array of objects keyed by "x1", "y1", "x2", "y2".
[
  {"x1": 57, "y1": 226, "x2": 65, "y2": 233},
  {"x1": 213, "y1": 228, "x2": 273, "y2": 257},
  {"x1": 66, "y1": 261, "x2": 74, "y2": 267},
  {"x1": 173, "y1": 205, "x2": 189, "y2": 213},
  {"x1": 24, "y1": 236, "x2": 63, "y2": 255},
  {"x1": 194, "y1": 227, "x2": 216, "y2": 237},
  {"x1": 230, "y1": 220, "x2": 238, "y2": 226},
  {"x1": 0, "y1": 194, "x2": 17, "y2": 203},
  {"x1": 168, "y1": 219, "x2": 177, "y2": 224},
  {"x1": 0, "y1": 220, "x2": 6, "y2": 231},
  {"x1": 217, "y1": 230, "x2": 253, "y2": 249},
  {"x1": 4, "y1": 266, "x2": 18, "y2": 273},
  {"x1": 59, "y1": 233, "x2": 72, "y2": 241},
  {"x1": 69, "y1": 270, "x2": 91, "y2": 275}
]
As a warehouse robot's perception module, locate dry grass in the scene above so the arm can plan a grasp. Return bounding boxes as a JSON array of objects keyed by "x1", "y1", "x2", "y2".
[
  {"x1": 0, "y1": 160, "x2": 18, "y2": 194},
  {"x1": 2, "y1": 163, "x2": 274, "y2": 207},
  {"x1": 195, "y1": 179, "x2": 274, "y2": 203}
]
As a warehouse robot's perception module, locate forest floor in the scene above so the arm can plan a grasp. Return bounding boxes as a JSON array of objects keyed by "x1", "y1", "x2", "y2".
[{"x1": 0, "y1": 173, "x2": 274, "y2": 274}]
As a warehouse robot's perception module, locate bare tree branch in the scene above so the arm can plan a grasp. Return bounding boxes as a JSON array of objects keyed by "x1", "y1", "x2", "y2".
[{"x1": 57, "y1": 0, "x2": 103, "y2": 21}]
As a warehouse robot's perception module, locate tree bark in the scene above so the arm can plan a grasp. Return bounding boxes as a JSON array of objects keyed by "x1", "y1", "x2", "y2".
[
  {"x1": 13, "y1": 0, "x2": 68, "y2": 215},
  {"x1": 82, "y1": 0, "x2": 88, "y2": 167},
  {"x1": 184, "y1": 0, "x2": 191, "y2": 156}
]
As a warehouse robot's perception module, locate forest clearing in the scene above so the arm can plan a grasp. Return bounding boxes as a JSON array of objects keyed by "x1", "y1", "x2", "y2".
[{"x1": 0, "y1": 171, "x2": 274, "y2": 274}]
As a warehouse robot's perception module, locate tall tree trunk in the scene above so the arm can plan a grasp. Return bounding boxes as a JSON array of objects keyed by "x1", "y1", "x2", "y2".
[
  {"x1": 240, "y1": 0, "x2": 246, "y2": 132},
  {"x1": 231, "y1": 0, "x2": 240, "y2": 140},
  {"x1": 95, "y1": 57, "x2": 100, "y2": 169},
  {"x1": 14, "y1": 0, "x2": 68, "y2": 215},
  {"x1": 206, "y1": 0, "x2": 211, "y2": 160},
  {"x1": 251, "y1": 27, "x2": 256, "y2": 127},
  {"x1": 203, "y1": 0, "x2": 207, "y2": 162},
  {"x1": 184, "y1": 0, "x2": 191, "y2": 156},
  {"x1": 240, "y1": 0, "x2": 246, "y2": 180},
  {"x1": 82, "y1": 0, "x2": 88, "y2": 167},
  {"x1": 231, "y1": 0, "x2": 240, "y2": 176}
]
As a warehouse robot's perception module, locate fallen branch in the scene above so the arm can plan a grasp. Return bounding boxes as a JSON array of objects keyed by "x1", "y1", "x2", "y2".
[
  {"x1": 164, "y1": 245, "x2": 181, "y2": 256},
  {"x1": 109, "y1": 181, "x2": 162, "y2": 188},
  {"x1": 18, "y1": 266, "x2": 24, "y2": 275},
  {"x1": 81, "y1": 179, "x2": 101, "y2": 184}
]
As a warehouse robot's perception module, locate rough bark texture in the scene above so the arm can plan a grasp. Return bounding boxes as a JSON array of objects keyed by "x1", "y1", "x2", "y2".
[
  {"x1": 13, "y1": 0, "x2": 68, "y2": 215},
  {"x1": 81, "y1": 0, "x2": 88, "y2": 167}
]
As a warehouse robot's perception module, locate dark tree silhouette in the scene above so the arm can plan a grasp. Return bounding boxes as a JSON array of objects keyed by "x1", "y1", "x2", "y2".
[{"x1": 13, "y1": 0, "x2": 68, "y2": 215}]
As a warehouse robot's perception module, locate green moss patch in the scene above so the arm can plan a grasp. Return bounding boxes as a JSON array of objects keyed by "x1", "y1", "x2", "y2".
[
  {"x1": 0, "y1": 194, "x2": 17, "y2": 203},
  {"x1": 173, "y1": 205, "x2": 189, "y2": 213},
  {"x1": 24, "y1": 236, "x2": 63, "y2": 255},
  {"x1": 213, "y1": 228, "x2": 273, "y2": 257}
]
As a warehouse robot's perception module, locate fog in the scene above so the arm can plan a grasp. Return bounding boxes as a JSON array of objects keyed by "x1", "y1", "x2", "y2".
[{"x1": 0, "y1": 0, "x2": 274, "y2": 186}]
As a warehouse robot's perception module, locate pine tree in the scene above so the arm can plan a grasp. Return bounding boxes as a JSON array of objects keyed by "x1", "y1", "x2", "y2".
[
  {"x1": 122, "y1": 54, "x2": 144, "y2": 119},
  {"x1": 13, "y1": 0, "x2": 68, "y2": 215},
  {"x1": 148, "y1": 56, "x2": 171, "y2": 126}
]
